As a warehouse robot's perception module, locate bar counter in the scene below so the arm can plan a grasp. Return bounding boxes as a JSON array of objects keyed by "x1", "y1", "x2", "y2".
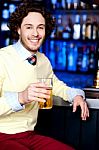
[
  {"x1": 53, "y1": 96, "x2": 99, "y2": 109},
  {"x1": 35, "y1": 96, "x2": 99, "y2": 150}
]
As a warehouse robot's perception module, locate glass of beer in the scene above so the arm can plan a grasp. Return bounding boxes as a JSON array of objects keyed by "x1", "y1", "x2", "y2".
[{"x1": 38, "y1": 78, "x2": 53, "y2": 109}]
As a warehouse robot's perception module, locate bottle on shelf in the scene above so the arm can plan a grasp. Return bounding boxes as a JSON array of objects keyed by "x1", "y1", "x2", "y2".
[
  {"x1": 80, "y1": 1, "x2": 86, "y2": 10},
  {"x1": 49, "y1": 40, "x2": 56, "y2": 69},
  {"x1": 80, "y1": 14, "x2": 87, "y2": 40},
  {"x1": 1, "y1": 3, "x2": 9, "y2": 31},
  {"x1": 62, "y1": 15, "x2": 73, "y2": 39},
  {"x1": 51, "y1": 0, "x2": 57, "y2": 10},
  {"x1": 55, "y1": 41, "x2": 66, "y2": 70},
  {"x1": 73, "y1": 14, "x2": 81, "y2": 40},
  {"x1": 66, "y1": 0, "x2": 72, "y2": 10},
  {"x1": 80, "y1": 45, "x2": 89, "y2": 72},
  {"x1": 9, "y1": 3, "x2": 16, "y2": 14},
  {"x1": 77, "y1": 46, "x2": 83, "y2": 71},
  {"x1": 67, "y1": 43, "x2": 77, "y2": 71},
  {"x1": 92, "y1": 4, "x2": 98, "y2": 10},
  {"x1": 56, "y1": 15, "x2": 64, "y2": 38},
  {"x1": 57, "y1": 0, "x2": 63, "y2": 10},
  {"x1": 91, "y1": 16, "x2": 99, "y2": 40},
  {"x1": 61, "y1": 0, "x2": 66, "y2": 10},
  {"x1": 61, "y1": 42, "x2": 67, "y2": 69},
  {"x1": 89, "y1": 45, "x2": 96, "y2": 71},
  {"x1": 2, "y1": 3, "x2": 9, "y2": 20},
  {"x1": 50, "y1": 29, "x2": 56, "y2": 38},
  {"x1": 73, "y1": 0, "x2": 78, "y2": 10},
  {"x1": 85, "y1": 17, "x2": 92, "y2": 40}
]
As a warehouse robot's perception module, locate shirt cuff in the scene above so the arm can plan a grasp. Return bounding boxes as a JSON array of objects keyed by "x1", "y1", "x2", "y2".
[
  {"x1": 67, "y1": 87, "x2": 85, "y2": 103},
  {"x1": 4, "y1": 92, "x2": 24, "y2": 111}
]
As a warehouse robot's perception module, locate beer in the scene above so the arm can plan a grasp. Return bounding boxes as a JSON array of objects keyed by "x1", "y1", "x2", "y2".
[
  {"x1": 39, "y1": 87, "x2": 53, "y2": 109},
  {"x1": 38, "y1": 78, "x2": 53, "y2": 109}
]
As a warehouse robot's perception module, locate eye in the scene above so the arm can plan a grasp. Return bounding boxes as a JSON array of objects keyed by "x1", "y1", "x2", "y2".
[
  {"x1": 26, "y1": 26, "x2": 32, "y2": 29},
  {"x1": 38, "y1": 26, "x2": 45, "y2": 30}
]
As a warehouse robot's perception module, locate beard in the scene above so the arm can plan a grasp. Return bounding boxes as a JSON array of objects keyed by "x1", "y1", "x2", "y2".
[
  {"x1": 20, "y1": 36, "x2": 45, "y2": 54},
  {"x1": 20, "y1": 38, "x2": 39, "y2": 53}
]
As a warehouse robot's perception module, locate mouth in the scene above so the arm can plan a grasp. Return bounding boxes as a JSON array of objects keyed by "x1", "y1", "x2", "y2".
[
  {"x1": 30, "y1": 39, "x2": 38, "y2": 42},
  {"x1": 29, "y1": 35, "x2": 42, "y2": 44},
  {"x1": 29, "y1": 39, "x2": 40, "y2": 45}
]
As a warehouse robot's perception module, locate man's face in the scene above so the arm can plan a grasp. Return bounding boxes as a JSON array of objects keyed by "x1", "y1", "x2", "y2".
[{"x1": 17, "y1": 12, "x2": 45, "y2": 54}]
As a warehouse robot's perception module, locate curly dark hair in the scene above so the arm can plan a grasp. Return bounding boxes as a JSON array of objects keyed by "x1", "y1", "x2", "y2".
[{"x1": 7, "y1": 0, "x2": 56, "y2": 40}]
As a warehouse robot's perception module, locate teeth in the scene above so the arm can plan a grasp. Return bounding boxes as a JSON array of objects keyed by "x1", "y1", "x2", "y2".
[{"x1": 30, "y1": 39, "x2": 38, "y2": 42}]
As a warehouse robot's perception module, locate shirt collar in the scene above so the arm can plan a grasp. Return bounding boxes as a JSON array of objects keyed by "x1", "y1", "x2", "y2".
[{"x1": 13, "y1": 40, "x2": 36, "y2": 60}]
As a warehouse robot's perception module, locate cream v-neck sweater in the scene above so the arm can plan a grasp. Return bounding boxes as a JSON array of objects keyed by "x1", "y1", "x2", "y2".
[{"x1": 0, "y1": 45, "x2": 69, "y2": 134}]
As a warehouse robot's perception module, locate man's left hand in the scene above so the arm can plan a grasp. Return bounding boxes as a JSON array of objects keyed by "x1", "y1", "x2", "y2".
[{"x1": 72, "y1": 95, "x2": 89, "y2": 120}]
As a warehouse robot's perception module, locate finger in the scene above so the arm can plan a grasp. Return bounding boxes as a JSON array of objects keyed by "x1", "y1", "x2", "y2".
[
  {"x1": 29, "y1": 86, "x2": 51, "y2": 95},
  {"x1": 24, "y1": 96, "x2": 46, "y2": 104},
  {"x1": 28, "y1": 89, "x2": 50, "y2": 100},
  {"x1": 72, "y1": 101, "x2": 77, "y2": 112},
  {"x1": 81, "y1": 102, "x2": 89, "y2": 120},
  {"x1": 84, "y1": 103, "x2": 89, "y2": 117},
  {"x1": 81, "y1": 102, "x2": 87, "y2": 119},
  {"x1": 30, "y1": 92, "x2": 50, "y2": 99},
  {"x1": 29, "y1": 97, "x2": 46, "y2": 103},
  {"x1": 83, "y1": 103, "x2": 89, "y2": 117}
]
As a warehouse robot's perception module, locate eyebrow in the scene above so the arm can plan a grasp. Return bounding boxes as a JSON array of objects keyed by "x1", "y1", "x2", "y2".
[{"x1": 24, "y1": 24, "x2": 45, "y2": 27}]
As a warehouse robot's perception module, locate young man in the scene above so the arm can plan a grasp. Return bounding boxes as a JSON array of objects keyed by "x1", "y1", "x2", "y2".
[{"x1": 0, "y1": 1, "x2": 89, "y2": 150}]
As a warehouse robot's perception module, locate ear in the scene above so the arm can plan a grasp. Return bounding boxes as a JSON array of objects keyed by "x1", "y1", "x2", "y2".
[{"x1": 17, "y1": 28, "x2": 20, "y2": 35}]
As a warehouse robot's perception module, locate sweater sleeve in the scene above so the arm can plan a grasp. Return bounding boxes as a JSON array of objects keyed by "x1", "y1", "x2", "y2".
[{"x1": 0, "y1": 58, "x2": 24, "y2": 116}]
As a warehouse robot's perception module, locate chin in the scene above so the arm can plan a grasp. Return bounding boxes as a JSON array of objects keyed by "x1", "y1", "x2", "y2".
[{"x1": 29, "y1": 49, "x2": 38, "y2": 53}]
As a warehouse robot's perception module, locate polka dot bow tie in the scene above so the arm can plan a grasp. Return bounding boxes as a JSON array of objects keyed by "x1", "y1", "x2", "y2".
[{"x1": 26, "y1": 54, "x2": 37, "y2": 65}]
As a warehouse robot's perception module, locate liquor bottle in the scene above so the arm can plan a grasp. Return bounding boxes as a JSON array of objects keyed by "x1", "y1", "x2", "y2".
[
  {"x1": 64, "y1": 0, "x2": 68, "y2": 10},
  {"x1": 66, "y1": 0, "x2": 72, "y2": 10},
  {"x1": 69, "y1": 0, "x2": 74, "y2": 10},
  {"x1": 77, "y1": 46, "x2": 83, "y2": 71},
  {"x1": 77, "y1": 0, "x2": 82, "y2": 9},
  {"x1": 56, "y1": 15, "x2": 64, "y2": 38},
  {"x1": 1, "y1": 3, "x2": 9, "y2": 31},
  {"x1": 55, "y1": 41, "x2": 66, "y2": 70},
  {"x1": 80, "y1": 46, "x2": 89, "y2": 72},
  {"x1": 73, "y1": 44, "x2": 78, "y2": 71},
  {"x1": 91, "y1": 17, "x2": 98, "y2": 40},
  {"x1": 73, "y1": 14, "x2": 81, "y2": 40},
  {"x1": 49, "y1": 40, "x2": 56, "y2": 69},
  {"x1": 89, "y1": 45, "x2": 96, "y2": 71},
  {"x1": 5, "y1": 37, "x2": 10, "y2": 46},
  {"x1": 57, "y1": 0, "x2": 62, "y2": 9},
  {"x1": 67, "y1": 43, "x2": 77, "y2": 71},
  {"x1": 73, "y1": 0, "x2": 78, "y2": 10},
  {"x1": 61, "y1": 0, "x2": 66, "y2": 9},
  {"x1": 2, "y1": 3, "x2": 9, "y2": 20},
  {"x1": 51, "y1": 0, "x2": 57, "y2": 10},
  {"x1": 80, "y1": 1, "x2": 86, "y2": 10},
  {"x1": 80, "y1": 14, "x2": 87, "y2": 40},
  {"x1": 61, "y1": 42, "x2": 67, "y2": 69},
  {"x1": 63, "y1": 16, "x2": 73, "y2": 39},
  {"x1": 9, "y1": 3, "x2": 16, "y2": 14},
  {"x1": 85, "y1": 17, "x2": 92, "y2": 40},
  {"x1": 92, "y1": 4, "x2": 98, "y2": 10},
  {"x1": 50, "y1": 27, "x2": 56, "y2": 38}
]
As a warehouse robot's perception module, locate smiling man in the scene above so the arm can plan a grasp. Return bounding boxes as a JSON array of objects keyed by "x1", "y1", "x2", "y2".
[
  {"x1": 18, "y1": 12, "x2": 45, "y2": 53},
  {"x1": 0, "y1": 0, "x2": 89, "y2": 150}
]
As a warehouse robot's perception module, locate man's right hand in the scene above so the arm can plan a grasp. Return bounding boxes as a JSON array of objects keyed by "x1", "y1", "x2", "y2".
[{"x1": 18, "y1": 82, "x2": 51, "y2": 105}]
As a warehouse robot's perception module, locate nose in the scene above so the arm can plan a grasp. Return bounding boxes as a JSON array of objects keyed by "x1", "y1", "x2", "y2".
[{"x1": 31, "y1": 28, "x2": 38, "y2": 36}]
